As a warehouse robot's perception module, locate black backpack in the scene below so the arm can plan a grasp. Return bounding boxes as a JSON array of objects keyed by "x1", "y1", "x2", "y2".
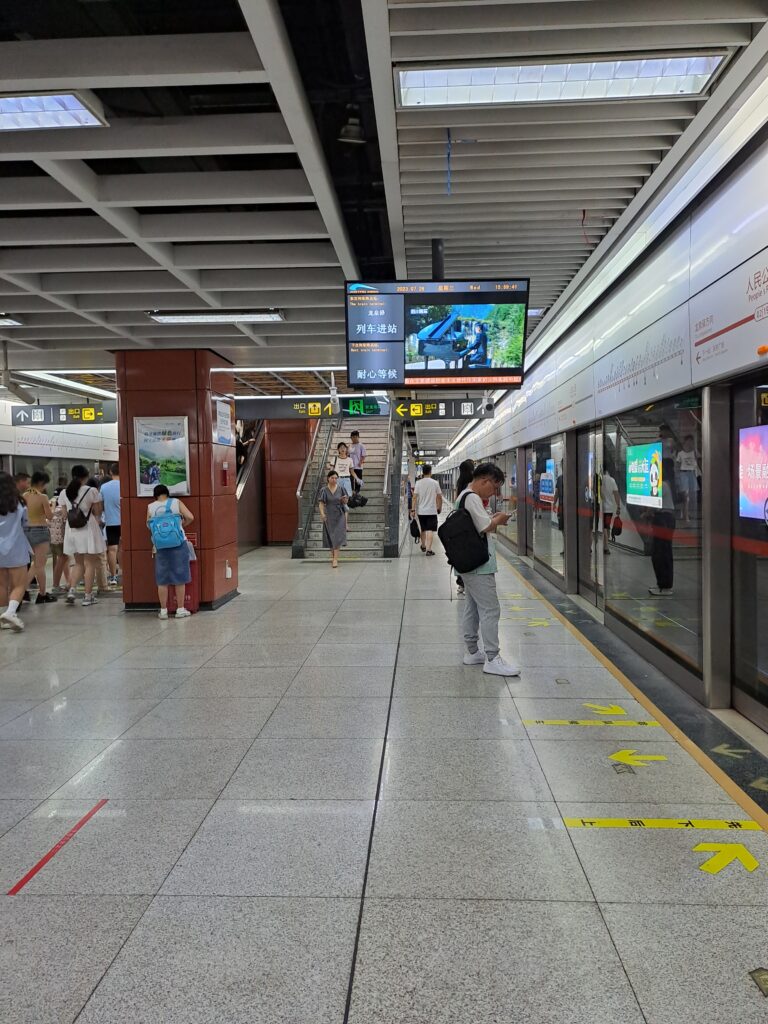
[{"x1": 437, "y1": 493, "x2": 489, "y2": 574}]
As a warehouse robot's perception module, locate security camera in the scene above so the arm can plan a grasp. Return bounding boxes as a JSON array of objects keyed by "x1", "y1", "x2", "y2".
[
  {"x1": 482, "y1": 390, "x2": 493, "y2": 414},
  {"x1": 1, "y1": 375, "x2": 35, "y2": 405}
]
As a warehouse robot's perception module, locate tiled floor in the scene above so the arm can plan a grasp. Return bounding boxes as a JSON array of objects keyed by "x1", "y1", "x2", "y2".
[{"x1": 1, "y1": 543, "x2": 766, "y2": 1023}]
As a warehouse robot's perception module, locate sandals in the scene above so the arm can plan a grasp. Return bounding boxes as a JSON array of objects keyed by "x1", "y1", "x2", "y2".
[{"x1": 331, "y1": 559, "x2": 339, "y2": 569}]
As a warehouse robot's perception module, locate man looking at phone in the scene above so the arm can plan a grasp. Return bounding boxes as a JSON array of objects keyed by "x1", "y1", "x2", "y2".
[{"x1": 457, "y1": 463, "x2": 520, "y2": 677}]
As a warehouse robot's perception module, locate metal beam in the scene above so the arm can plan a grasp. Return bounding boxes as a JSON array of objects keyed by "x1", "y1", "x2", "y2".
[
  {"x1": 0, "y1": 114, "x2": 294, "y2": 161},
  {"x1": 0, "y1": 33, "x2": 267, "y2": 91},
  {"x1": 400, "y1": 166, "x2": 652, "y2": 183},
  {"x1": 0, "y1": 178, "x2": 85, "y2": 211},
  {"x1": 74, "y1": 289, "x2": 345, "y2": 311},
  {"x1": 401, "y1": 182, "x2": 638, "y2": 198},
  {"x1": 0, "y1": 248, "x2": 157, "y2": 274},
  {"x1": 98, "y1": 169, "x2": 314, "y2": 207},
  {"x1": 399, "y1": 120, "x2": 686, "y2": 144},
  {"x1": 138, "y1": 210, "x2": 328, "y2": 243},
  {"x1": 199, "y1": 268, "x2": 344, "y2": 290},
  {"x1": 237, "y1": 0, "x2": 359, "y2": 279},
  {"x1": 399, "y1": 150, "x2": 663, "y2": 170},
  {"x1": 173, "y1": 242, "x2": 340, "y2": 269},
  {"x1": 390, "y1": 0, "x2": 766, "y2": 34},
  {"x1": 399, "y1": 136, "x2": 675, "y2": 156},
  {"x1": 391, "y1": 24, "x2": 752, "y2": 61},
  {"x1": 396, "y1": 99, "x2": 700, "y2": 130},
  {"x1": 360, "y1": 0, "x2": 407, "y2": 276}
]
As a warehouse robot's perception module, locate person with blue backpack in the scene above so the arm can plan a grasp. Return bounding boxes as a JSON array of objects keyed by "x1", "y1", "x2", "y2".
[{"x1": 147, "y1": 484, "x2": 194, "y2": 619}]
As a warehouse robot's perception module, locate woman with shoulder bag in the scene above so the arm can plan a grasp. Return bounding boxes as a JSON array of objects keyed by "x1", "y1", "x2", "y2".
[
  {"x1": 147, "y1": 484, "x2": 195, "y2": 619},
  {"x1": 0, "y1": 471, "x2": 33, "y2": 631},
  {"x1": 57, "y1": 464, "x2": 106, "y2": 607}
]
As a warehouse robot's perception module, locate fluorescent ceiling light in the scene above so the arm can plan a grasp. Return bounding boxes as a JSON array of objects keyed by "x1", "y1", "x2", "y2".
[
  {"x1": 17, "y1": 371, "x2": 115, "y2": 401},
  {"x1": 0, "y1": 91, "x2": 107, "y2": 131},
  {"x1": 0, "y1": 315, "x2": 22, "y2": 327},
  {"x1": 527, "y1": 309, "x2": 546, "y2": 317},
  {"x1": 147, "y1": 310, "x2": 284, "y2": 324},
  {"x1": 397, "y1": 56, "x2": 723, "y2": 108},
  {"x1": 212, "y1": 365, "x2": 346, "y2": 373}
]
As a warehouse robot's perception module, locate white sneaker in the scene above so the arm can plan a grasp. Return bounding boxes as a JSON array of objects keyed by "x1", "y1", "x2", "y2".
[
  {"x1": 174, "y1": 608, "x2": 191, "y2": 618},
  {"x1": 483, "y1": 655, "x2": 520, "y2": 677},
  {"x1": 158, "y1": 608, "x2": 168, "y2": 620},
  {"x1": 0, "y1": 611, "x2": 24, "y2": 632},
  {"x1": 65, "y1": 589, "x2": 76, "y2": 605},
  {"x1": 463, "y1": 650, "x2": 485, "y2": 666},
  {"x1": 81, "y1": 595, "x2": 98, "y2": 607},
  {"x1": 648, "y1": 587, "x2": 674, "y2": 597}
]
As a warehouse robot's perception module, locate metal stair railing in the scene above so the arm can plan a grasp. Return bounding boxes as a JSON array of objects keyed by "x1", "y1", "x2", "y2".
[{"x1": 292, "y1": 415, "x2": 342, "y2": 557}]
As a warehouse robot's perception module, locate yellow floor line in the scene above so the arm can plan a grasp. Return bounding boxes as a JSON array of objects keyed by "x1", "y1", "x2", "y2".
[{"x1": 504, "y1": 560, "x2": 768, "y2": 834}]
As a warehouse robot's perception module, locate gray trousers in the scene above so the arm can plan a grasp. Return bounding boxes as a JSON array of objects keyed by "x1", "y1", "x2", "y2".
[{"x1": 462, "y1": 572, "x2": 500, "y2": 660}]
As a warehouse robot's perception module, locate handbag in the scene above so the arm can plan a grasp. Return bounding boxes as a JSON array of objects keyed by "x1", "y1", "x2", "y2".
[
  {"x1": 611, "y1": 515, "x2": 623, "y2": 538},
  {"x1": 409, "y1": 516, "x2": 420, "y2": 541},
  {"x1": 67, "y1": 488, "x2": 93, "y2": 529}
]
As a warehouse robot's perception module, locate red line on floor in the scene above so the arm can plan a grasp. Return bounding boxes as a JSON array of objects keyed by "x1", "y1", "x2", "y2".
[{"x1": 7, "y1": 799, "x2": 108, "y2": 896}]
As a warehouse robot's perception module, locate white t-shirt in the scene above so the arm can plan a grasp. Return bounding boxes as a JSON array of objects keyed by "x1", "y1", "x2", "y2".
[
  {"x1": 601, "y1": 472, "x2": 619, "y2": 515},
  {"x1": 457, "y1": 488, "x2": 492, "y2": 534},
  {"x1": 333, "y1": 455, "x2": 354, "y2": 478},
  {"x1": 676, "y1": 449, "x2": 700, "y2": 474},
  {"x1": 148, "y1": 498, "x2": 187, "y2": 540},
  {"x1": 414, "y1": 476, "x2": 442, "y2": 515}
]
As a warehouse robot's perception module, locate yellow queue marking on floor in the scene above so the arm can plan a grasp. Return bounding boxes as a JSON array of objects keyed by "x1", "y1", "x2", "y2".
[
  {"x1": 609, "y1": 749, "x2": 668, "y2": 767},
  {"x1": 501, "y1": 556, "x2": 768, "y2": 835},
  {"x1": 694, "y1": 842, "x2": 759, "y2": 874},
  {"x1": 523, "y1": 719, "x2": 662, "y2": 728},
  {"x1": 564, "y1": 817, "x2": 761, "y2": 831},
  {"x1": 583, "y1": 703, "x2": 627, "y2": 716}
]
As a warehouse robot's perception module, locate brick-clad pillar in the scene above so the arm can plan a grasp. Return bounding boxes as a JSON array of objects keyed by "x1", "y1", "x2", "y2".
[{"x1": 116, "y1": 349, "x2": 238, "y2": 609}]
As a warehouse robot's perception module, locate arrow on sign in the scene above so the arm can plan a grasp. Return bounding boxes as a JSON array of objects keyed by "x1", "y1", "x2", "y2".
[
  {"x1": 396, "y1": 403, "x2": 407, "y2": 418},
  {"x1": 693, "y1": 842, "x2": 758, "y2": 875},
  {"x1": 15, "y1": 410, "x2": 29, "y2": 422},
  {"x1": 609, "y1": 749, "x2": 668, "y2": 768},
  {"x1": 712, "y1": 743, "x2": 751, "y2": 760},
  {"x1": 583, "y1": 703, "x2": 627, "y2": 716},
  {"x1": 750, "y1": 777, "x2": 768, "y2": 792}
]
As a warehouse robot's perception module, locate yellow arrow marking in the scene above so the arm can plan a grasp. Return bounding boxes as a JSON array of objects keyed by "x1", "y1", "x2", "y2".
[
  {"x1": 584, "y1": 703, "x2": 628, "y2": 716},
  {"x1": 609, "y1": 749, "x2": 668, "y2": 767},
  {"x1": 565, "y1": 817, "x2": 759, "y2": 831},
  {"x1": 396, "y1": 403, "x2": 407, "y2": 417},
  {"x1": 711, "y1": 743, "x2": 751, "y2": 760},
  {"x1": 750, "y1": 777, "x2": 768, "y2": 792},
  {"x1": 323, "y1": 401, "x2": 333, "y2": 415},
  {"x1": 693, "y1": 842, "x2": 759, "y2": 874},
  {"x1": 527, "y1": 619, "x2": 551, "y2": 627},
  {"x1": 523, "y1": 719, "x2": 661, "y2": 727}
]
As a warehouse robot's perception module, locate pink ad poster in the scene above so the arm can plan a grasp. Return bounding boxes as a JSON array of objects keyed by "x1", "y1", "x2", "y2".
[{"x1": 739, "y1": 425, "x2": 768, "y2": 521}]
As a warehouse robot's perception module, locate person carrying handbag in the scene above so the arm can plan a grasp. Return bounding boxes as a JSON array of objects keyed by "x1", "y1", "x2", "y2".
[{"x1": 57, "y1": 465, "x2": 106, "y2": 607}]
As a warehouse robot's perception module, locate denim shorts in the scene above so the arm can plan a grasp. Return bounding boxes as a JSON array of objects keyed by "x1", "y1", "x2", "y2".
[{"x1": 25, "y1": 526, "x2": 50, "y2": 547}]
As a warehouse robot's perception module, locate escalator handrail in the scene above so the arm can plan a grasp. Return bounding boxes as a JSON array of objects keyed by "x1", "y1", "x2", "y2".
[{"x1": 235, "y1": 422, "x2": 265, "y2": 501}]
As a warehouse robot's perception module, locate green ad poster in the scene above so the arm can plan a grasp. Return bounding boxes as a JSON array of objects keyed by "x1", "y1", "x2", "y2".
[{"x1": 626, "y1": 442, "x2": 663, "y2": 509}]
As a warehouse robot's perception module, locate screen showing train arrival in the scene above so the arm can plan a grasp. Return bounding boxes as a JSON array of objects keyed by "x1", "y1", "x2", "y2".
[{"x1": 346, "y1": 279, "x2": 530, "y2": 389}]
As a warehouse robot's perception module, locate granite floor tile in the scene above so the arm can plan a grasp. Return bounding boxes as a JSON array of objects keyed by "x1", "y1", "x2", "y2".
[
  {"x1": 260, "y1": 697, "x2": 389, "y2": 738},
  {"x1": 161, "y1": 799, "x2": 373, "y2": 896},
  {"x1": 170, "y1": 664, "x2": 298, "y2": 699},
  {"x1": 319, "y1": 622, "x2": 402, "y2": 644},
  {"x1": 395, "y1": 643, "x2": 467, "y2": 667},
  {"x1": 532, "y1": 739, "x2": 734, "y2": 803},
  {"x1": 111, "y1": 645, "x2": 219, "y2": 670},
  {"x1": 0, "y1": 739, "x2": 109, "y2": 798},
  {"x1": 561, "y1": 801, "x2": 768, "y2": 905},
  {"x1": 388, "y1": 697, "x2": 523, "y2": 739},
  {"x1": 367, "y1": 799, "x2": 589, "y2": 900},
  {"x1": 303, "y1": 643, "x2": 398, "y2": 667},
  {"x1": 601, "y1": 903, "x2": 768, "y2": 1024},
  {"x1": 63, "y1": 668, "x2": 194, "y2": 700},
  {"x1": 0, "y1": 798, "x2": 37, "y2": 838},
  {"x1": 0, "y1": 895, "x2": 151, "y2": 1024},
  {"x1": 120, "y1": 697, "x2": 278, "y2": 739},
  {"x1": 517, "y1": 697, "x2": 669, "y2": 742},
  {"x1": 348, "y1": 899, "x2": 645, "y2": 1024},
  {"x1": 393, "y1": 665, "x2": 510, "y2": 698},
  {"x1": 508, "y1": 665, "x2": 630, "y2": 699},
  {"x1": 206, "y1": 642, "x2": 315, "y2": 668},
  {"x1": 222, "y1": 737, "x2": 383, "y2": 800},
  {"x1": 381, "y1": 738, "x2": 551, "y2": 802},
  {"x1": 0, "y1": 798, "x2": 213, "y2": 894},
  {"x1": 76, "y1": 896, "x2": 358, "y2": 1024},
  {"x1": 0, "y1": 698, "x2": 159, "y2": 740},
  {"x1": 0, "y1": 667, "x2": 87, "y2": 700},
  {"x1": 517, "y1": 644, "x2": 606, "y2": 667},
  {"x1": 0, "y1": 699, "x2": 38, "y2": 726},
  {"x1": 286, "y1": 665, "x2": 393, "y2": 698},
  {"x1": 54, "y1": 738, "x2": 251, "y2": 799}
]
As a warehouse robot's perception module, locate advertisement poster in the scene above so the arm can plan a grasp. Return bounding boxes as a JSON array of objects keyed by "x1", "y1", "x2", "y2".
[
  {"x1": 539, "y1": 458, "x2": 555, "y2": 503},
  {"x1": 134, "y1": 416, "x2": 190, "y2": 497},
  {"x1": 215, "y1": 399, "x2": 234, "y2": 445},
  {"x1": 626, "y1": 442, "x2": 663, "y2": 508},
  {"x1": 739, "y1": 426, "x2": 768, "y2": 521}
]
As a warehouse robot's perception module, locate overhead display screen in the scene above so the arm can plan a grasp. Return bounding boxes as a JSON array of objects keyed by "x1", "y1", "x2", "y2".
[
  {"x1": 626, "y1": 442, "x2": 663, "y2": 509},
  {"x1": 346, "y1": 279, "x2": 529, "y2": 389},
  {"x1": 739, "y1": 425, "x2": 768, "y2": 521}
]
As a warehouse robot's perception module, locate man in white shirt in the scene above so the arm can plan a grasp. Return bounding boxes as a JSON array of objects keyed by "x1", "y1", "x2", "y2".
[{"x1": 412, "y1": 465, "x2": 443, "y2": 555}]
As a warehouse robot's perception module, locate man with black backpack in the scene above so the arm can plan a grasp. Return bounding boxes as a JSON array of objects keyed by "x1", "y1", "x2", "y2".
[{"x1": 439, "y1": 462, "x2": 520, "y2": 677}]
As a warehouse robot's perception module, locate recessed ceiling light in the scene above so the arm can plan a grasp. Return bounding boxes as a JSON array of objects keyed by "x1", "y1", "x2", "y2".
[
  {"x1": 397, "y1": 55, "x2": 724, "y2": 108},
  {"x1": 0, "y1": 90, "x2": 107, "y2": 130},
  {"x1": 527, "y1": 309, "x2": 546, "y2": 318},
  {"x1": 147, "y1": 310, "x2": 285, "y2": 324},
  {"x1": 0, "y1": 315, "x2": 22, "y2": 326}
]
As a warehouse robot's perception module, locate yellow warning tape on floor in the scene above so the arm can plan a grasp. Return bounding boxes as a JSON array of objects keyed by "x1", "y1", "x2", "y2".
[
  {"x1": 522, "y1": 719, "x2": 662, "y2": 727},
  {"x1": 564, "y1": 817, "x2": 761, "y2": 831}
]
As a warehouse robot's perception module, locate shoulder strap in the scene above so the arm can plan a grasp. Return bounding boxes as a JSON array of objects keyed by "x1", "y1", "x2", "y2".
[
  {"x1": 165, "y1": 498, "x2": 173, "y2": 513},
  {"x1": 458, "y1": 492, "x2": 472, "y2": 509}
]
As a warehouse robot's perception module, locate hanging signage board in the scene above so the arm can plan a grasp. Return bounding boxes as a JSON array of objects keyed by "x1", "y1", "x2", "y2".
[
  {"x1": 235, "y1": 396, "x2": 389, "y2": 420},
  {"x1": 8, "y1": 400, "x2": 116, "y2": 427}
]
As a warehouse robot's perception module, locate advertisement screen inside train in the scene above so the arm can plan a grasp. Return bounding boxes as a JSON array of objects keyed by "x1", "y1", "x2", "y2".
[
  {"x1": 739, "y1": 425, "x2": 768, "y2": 521},
  {"x1": 345, "y1": 279, "x2": 529, "y2": 388},
  {"x1": 626, "y1": 442, "x2": 663, "y2": 509}
]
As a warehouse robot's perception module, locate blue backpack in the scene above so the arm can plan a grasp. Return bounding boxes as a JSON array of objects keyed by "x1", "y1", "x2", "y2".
[{"x1": 149, "y1": 498, "x2": 185, "y2": 550}]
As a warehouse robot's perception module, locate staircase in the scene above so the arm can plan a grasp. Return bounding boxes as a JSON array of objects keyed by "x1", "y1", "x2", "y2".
[{"x1": 303, "y1": 417, "x2": 391, "y2": 560}]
